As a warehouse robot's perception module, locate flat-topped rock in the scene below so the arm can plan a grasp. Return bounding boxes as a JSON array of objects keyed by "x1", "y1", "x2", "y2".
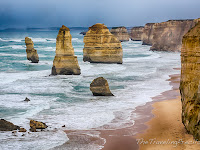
[
  {"x1": 90, "y1": 77, "x2": 114, "y2": 96},
  {"x1": 25, "y1": 37, "x2": 39, "y2": 63},
  {"x1": 83, "y1": 23, "x2": 123, "y2": 64},
  {"x1": 51, "y1": 25, "x2": 81, "y2": 75},
  {"x1": 130, "y1": 26, "x2": 144, "y2": 41},
  {"x1": 110, "y1": 26, "x2": 129, "y2": 42}
]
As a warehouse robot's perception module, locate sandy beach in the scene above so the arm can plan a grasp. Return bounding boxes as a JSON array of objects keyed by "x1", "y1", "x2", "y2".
[{"x1": 137, "y1": 73, "x2": 200, "y2": 150}]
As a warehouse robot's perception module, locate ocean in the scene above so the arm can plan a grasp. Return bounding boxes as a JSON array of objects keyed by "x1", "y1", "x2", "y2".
[{"x1": 0, "y1": 28, "x2": 181, "y2": 150}]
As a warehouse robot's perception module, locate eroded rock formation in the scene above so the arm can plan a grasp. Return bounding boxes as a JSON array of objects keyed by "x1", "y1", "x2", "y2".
[
  {"x1": 180, "y1": 22, "x2": 200, "y2": 140},
  {"x1": 0, "y1": 119, "x2": 20, "y2": 131},
  {"x1": 83, "y1": 23, "x2": 123, "y2": 64},
  {"x1": 150, "y1": 20, "x2": 196, "y2": 51},
  {"x1": 51, "y1": 25, "x2": 81, "y2": 75},
  {"x1": 90, "y1": 77, "x2": 114, "y2": 96},
  {"x1": 110, "y1": 26, "x2": 129, "y2": 41},
  {"x1": 25, "y1": 37, "x2": 39, "y2": 63},
  {"x1": 142, "y1": 23, "x2": 155, "y2": 45},
  {"x1": 30, "y1": 120, "x2": 48, "y2": 132},
  {"x1": 130, "y1": 26, "x2": 144, "y2": 41}
]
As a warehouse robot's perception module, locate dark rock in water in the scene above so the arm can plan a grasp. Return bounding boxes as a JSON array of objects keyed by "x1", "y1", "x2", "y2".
[
  {"x1": 62, "y1": 125, "x2": 65, "y2": 127},
  {"x1": 19, "y1": 128, "x2": 27, "y2": 132},
  {"x1": 80, "y1": 31, "x2": 87, "y2": 35},
  {"x1": 0, "y1": 119, "x2": 20, "y2": 131},
  {"x1": 30, "y1": 120, "x2": 48, "y2": 132},
  {"x1": 24, "y1": 97, "x2": 30, "y2": 102},
  {"x1": 90, "y1": 77, "x2": 114, "y2": 96}
]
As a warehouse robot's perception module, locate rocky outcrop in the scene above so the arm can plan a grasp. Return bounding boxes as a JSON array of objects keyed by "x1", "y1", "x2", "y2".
[
  {"x1": 83, "y1": 23, "x2": 123, "y2": 64},
  {"x1": 0, "y1": 119, "x2": 20, "y2": 131},
  {"x1": 150, "y1": 20, "x2": 196, "y2": 51},
  {"x1": 90, "y1": 77, "x2": 114, "y2": 96},
  {"x1": 110, "y1": 26, "x2": 129, "y2": 41},
  {"x1": 51, "y1": 25, "x2": 81, "y2": 75},
  {"x1": 24, "y1": 97, "x2": 30, "y2": 102},
  {"x1": 25, "y1": 37, "x2": 39, "y2": 63},
  {"x1": 130, "y1": 26, "x2": 144, "y2": 41},
  {"x1": 30, "y1": 120, "x2": 48, "y2": 132},
  {"x1": 142, "y1": 23, "x2": 155, "y2": 45},
  {"x1": 180, "y1": 22, "x2": 200, "y2": 140}
]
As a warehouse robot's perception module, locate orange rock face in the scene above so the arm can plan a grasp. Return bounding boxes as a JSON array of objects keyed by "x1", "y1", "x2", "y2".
[
  {"x1": 180, "y1": 22, "x2": 200, "y2": 140},
  {"x1": 83, "y1": 23, "x2": 123, "y2": 64}
]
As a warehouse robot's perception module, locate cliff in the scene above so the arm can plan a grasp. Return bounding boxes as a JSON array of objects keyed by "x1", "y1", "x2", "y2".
[
  {"x1": 142, "y1": 23, "x2": 155, "y2": 45},
  {"x1": 110, "y1": 26, "x2": 129, "y2": 42},
  {"x1": 180, "y1": 22, "x2": 200, "y2": 140},
  {"x1": 150, "y1": 20, "x2": 195, "y2": 51},
  {"x1": 130, "y1": 26, "x2": 144, "y2": 41},
  {"x1": 83, "y1": 23, "x2": 123, "y2": 64},
  {"x1": 25, "y1": 37, "x2": 39, "y2": 63},
  {"x1": 51, "y1": 25, "x2": 81, "y2": 75}
]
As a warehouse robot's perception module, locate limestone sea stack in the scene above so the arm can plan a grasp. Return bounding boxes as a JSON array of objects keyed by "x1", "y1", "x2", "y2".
[
  {"x1": 83, "y1": 23, "x2": 123, "y2": 64},
  {"x1": 130, "y1": 26, "x2": 144, "y2": 41},
  {"x1": 90, "y1": 77, "x2": 114, "y2": 96},
  {"x1": 51, "y1": 25, "x2": 81, "y2": 75},
  {"x1": 142, "y1": 23, "x2": 155, "y2": 45},
  {"x1": 25, "y1": 37, "x2": 39, "y2": 63},
  {"x1": 110, "y1": 26, "x2": 129, "y2": 42},
  {"x1": 180, "y1": 22, "x2": 200, "y2": 140}
]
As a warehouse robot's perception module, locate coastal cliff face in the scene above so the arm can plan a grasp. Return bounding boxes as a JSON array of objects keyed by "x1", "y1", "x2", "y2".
[
  {"x1": 110, "y1": 26, "x2": 129, "y2": 42},
  {"x1": 129, "y1": 26, "x2": 144, "y2": 41},
  {"x1": 83, "y1": 23, "x2": 123, "y2": 64},
  {"x1": 142, "y1": 23, "x2": 155, "y2": 45},
  {"x1": 180, "y1": 22, "x2": 200, "y2": 140},
  {"x1": 25, "y1": 37, "x2": 39, "y2": 63},
  {"x1": 150, "y1": 20, "x2": 195, "y2": 51},
  {"x1": 51, "y1": 25, "x2": 81, "y2": 75}
]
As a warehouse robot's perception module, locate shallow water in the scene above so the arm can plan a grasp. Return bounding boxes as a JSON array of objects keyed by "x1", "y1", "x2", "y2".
[{"x1": 0, "y1": 28, "x2": 181, "y2": 149}]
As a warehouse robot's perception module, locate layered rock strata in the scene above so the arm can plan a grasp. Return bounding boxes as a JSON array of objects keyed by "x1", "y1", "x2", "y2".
[
  {"x1": 180, "y1": 22, "x2": 200, "y2": 140},
  {"x1": 90, "y1": 77, "x2": 114, "y2": 96},
  {"x1": 150, "y1": 20, "x2": 196, "y2": 51},
  {"x1": 51, "y1": 25, "x2": 81, "y2": 75},
  {"x1": 130, "y1": 26, "x2": 144, "y2": 41},
  {"x1": 25, "y1": 37, "x2": 39, "y2": 63},
  {"x1": 110, "y1": 26, "x2": 129, "y2": 41},
  {"x1": 83, "y1": 23, "x2": 123, "y2": 64}
]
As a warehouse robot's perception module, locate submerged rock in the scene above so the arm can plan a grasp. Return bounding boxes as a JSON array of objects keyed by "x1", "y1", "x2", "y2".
[
  {"x1": 130, "y1": 26, "x2": 144, "y2": 41},
  {"x1": 51, "y1": 25, "x2": 81, "y2": 75},
  {"x1": 83, "y1": 23, "x2": 123, "y2": 64},
  {"x1": 30, "y1": 120, "x2": 48, "y2": 132},
  {"x1": 110, "y1": 26, "x2": 129, "y2": 42},
  {"x1": 180, "y1": 21, "x2": 200, "y2": 140},
  {"x1": 80, "y1": 31, "x2": 87, "y2": 35},
  {"x1": 25, "y1": 37, "x2": 39, "y2": 63},
  {"x1": 90, "y1": 77, "x2": 114, "y2": 96},
  {"x1": 0, "y1": 119, "x2": 20, "y2": 131},
  {"x1": 19, "y1": 128, "x2": 27, "y2": 132}
]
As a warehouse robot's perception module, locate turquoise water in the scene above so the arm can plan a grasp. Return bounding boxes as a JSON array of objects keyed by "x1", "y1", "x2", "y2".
[{"x1": 0, "y1": 28, "x2": 181, "y2": 150}]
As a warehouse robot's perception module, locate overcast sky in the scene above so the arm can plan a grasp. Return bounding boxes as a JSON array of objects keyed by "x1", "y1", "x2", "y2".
[{"x1": 0, "y1": 0, "x2": 200, "y2": 29}]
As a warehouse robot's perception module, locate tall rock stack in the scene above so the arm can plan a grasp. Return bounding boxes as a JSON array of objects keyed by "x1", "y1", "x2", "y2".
[
  {"x1": 25, "y1": 37, "x2": 39, "y2": 63},
  {"x1": 51, "y1": 25, "x2": 81, "y2": 75},
  {"x1": 180, "y1": 22, "x2": 200, "y2": 140},
  {"x1": 110, "y1": 26, "x2": 129, "y2": 42},
  {"x1": 130, "y1": 26, "x2": 144, "y2": 41},
  {"x1": 83, "y1": 23, "x2": 123, "y2": 64}
]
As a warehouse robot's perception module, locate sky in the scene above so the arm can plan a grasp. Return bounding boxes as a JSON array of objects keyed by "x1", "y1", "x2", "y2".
[{"x1": 0, "y1": 0, "x2": 200, "y2": 29}]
